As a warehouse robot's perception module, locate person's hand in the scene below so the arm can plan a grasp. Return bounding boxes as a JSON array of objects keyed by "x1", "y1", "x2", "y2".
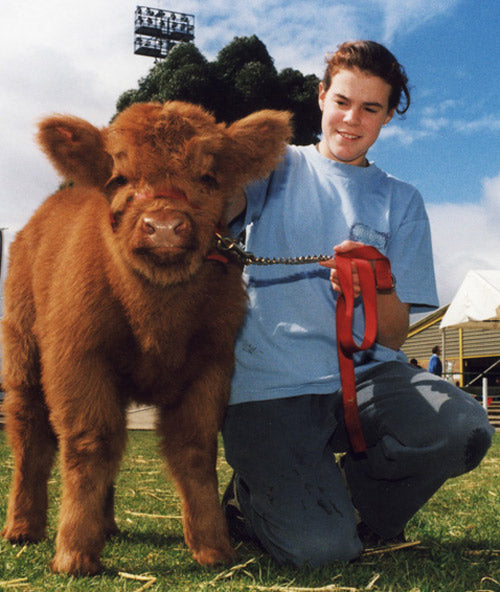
[
  {"x1": 320, "y1": 240, "x2": 366, "y2": 298},
  {"x1": 320, "y1": 240, "x2": 410, "y2": 350}
]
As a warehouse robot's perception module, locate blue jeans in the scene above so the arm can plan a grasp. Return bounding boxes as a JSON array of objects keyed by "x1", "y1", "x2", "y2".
[{"x1": 222, "y1": 362, "x2": 494, "y2": 566}]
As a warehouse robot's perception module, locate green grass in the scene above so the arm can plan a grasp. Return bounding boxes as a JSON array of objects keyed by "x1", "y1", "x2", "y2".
[{"x1": 0, "y1": 430, "x2": 499, "y2": 592}]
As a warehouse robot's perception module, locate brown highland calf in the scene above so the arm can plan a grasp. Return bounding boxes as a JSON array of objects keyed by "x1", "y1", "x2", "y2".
[{"x1": 1, "y1": 101, "x2": 291, "y2": 575}]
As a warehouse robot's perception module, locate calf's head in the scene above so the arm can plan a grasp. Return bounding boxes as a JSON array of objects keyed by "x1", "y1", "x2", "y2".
[{"x1": 37, "y1": 101, "x2": 292, "y2": 284}]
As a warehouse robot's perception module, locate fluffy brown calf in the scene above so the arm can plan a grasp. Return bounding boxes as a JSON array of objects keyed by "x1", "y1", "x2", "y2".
[{"x1": 1, "y1": 101, "x2": 291, "y2": 575}]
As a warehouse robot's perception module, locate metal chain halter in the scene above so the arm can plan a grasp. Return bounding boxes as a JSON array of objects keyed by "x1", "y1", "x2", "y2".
[{"x1": 215, "y1": 233, "x2": 332, "y2": 266}]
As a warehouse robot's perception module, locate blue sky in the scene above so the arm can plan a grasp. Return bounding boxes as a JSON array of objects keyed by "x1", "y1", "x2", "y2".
[
  {"x1": 371, "y1": 1, "x2": 500, "y2": 204},
  {"x1": 1, "y1": 0, "x2": 499, "y2": 307}
]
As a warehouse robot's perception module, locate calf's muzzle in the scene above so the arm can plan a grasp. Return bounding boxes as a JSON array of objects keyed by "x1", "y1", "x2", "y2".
[{"x1": 134, "y1": 209, "x2": 193, "y2": 251}]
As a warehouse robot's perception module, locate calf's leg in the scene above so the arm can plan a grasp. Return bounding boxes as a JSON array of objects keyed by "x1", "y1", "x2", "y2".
[
  {"x1": 103, "y1": 483, "x2": 120, "y2": 539},
  {"x1": 50, "y1": 419, "x2": 127, "y2": 576},
  {"x1": 43, "y1": 357, "x2": 128, "y2": 577},
  {"x1": 2, "y1": 385, "x2": 58, "y2": 543},
  {"x1": 2, "y1": 308, "x2": 58, "y2": 543},
  {"x1": 158, "y1": 379, "x2": 235, "y2": 565}
]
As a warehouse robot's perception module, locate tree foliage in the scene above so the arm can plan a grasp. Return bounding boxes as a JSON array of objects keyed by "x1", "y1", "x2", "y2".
[{"x1": 116, "y1": 35, "x2": 321, "y2": 145}]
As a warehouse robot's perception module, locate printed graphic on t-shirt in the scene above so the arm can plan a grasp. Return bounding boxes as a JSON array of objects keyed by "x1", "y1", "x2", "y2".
[{"x1": 350, "y1": 223, "x2": 388, "y2": 250}]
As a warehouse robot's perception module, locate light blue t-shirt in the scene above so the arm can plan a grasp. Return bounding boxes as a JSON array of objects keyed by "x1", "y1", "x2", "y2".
[{"x1": 229, "y1": 144, "x2": 438, "y2": 405}]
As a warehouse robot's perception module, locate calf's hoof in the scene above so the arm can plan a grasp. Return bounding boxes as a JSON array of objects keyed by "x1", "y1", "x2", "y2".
[
  {"x1": 51, "y1": 550, "x2": 102, "y2": 576},
  {"x1": 2, "y1": 524, "x2": 46, "y2": 544},
  {"x1": 105, "y1": 522, "x2": 120, "y2": 540},
  {"x1": 192, "y1": 544, "x2": 237, "y2": 566}
]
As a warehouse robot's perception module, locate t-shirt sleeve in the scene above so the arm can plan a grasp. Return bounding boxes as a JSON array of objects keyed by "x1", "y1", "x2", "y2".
[
  {"x1": 229, "y1": 174, "x2": 272, "y2": 238},
  {"x1": 387, "y1": 189, "x2": 439, "y2": 313},
  {"x1": 229, "y1": 146, "x2": 293, "y2": 238}
]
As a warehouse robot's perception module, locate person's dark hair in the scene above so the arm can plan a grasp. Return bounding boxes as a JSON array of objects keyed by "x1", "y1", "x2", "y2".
[
  {"x1": 432, "y1": 345, "x2": 440, "y2": 354},
  {"x1": 322, "y1": 40, "x2": 410, "y2": 115}
]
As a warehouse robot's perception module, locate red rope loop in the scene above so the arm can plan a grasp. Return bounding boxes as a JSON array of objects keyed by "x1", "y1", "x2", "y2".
[{"x1": 331, "y1": 246, "x2": 392, "y2": 453}]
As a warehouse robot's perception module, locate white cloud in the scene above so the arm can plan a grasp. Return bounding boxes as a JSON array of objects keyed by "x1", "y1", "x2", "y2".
[
  {"x1": 0, "y1": 1, "x2": 151, "y2": 233},
  {"x1": 457, "y1": 116, "x2": 500, "y2": 133},
  {"x1": 379, "y1": 124, "x2": 430, "y2": 145},
  {"x1": 198, "y1": 1, "x2": 363, "y2": 76},
  {"x1": 381, "y1": 113, "x2": 500, "y2": 144},
  {"x1": 368, "y1": 0, "x2": 462, "y2": 44},
  {"x1": 422, "y1": 99, "x2": 459, "y2": 117},
  {"x1": 421, "y1": 117, "x2": 450, "y2": 132},
  {"x1": 416, "y1": 95, "x2": 500, "y2": 137},
  {"x1": 427, "y1": 172, "x2": 500, "y2": 306}
]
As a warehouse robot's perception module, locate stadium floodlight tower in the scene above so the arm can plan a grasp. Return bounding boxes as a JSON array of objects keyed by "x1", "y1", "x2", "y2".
[{"x1": 134, "y1": 5, "x2": 195, "y2": 59}]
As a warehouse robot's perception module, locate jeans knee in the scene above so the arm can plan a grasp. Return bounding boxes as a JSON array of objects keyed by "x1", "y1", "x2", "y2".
[
  {"x1": 444, "y1": 406, "x2": 493, "y2": 475},
  {"x1": 268, "y1": 529, "x2": 362, "y2": 567},
  {"x1": 463, "y1": 425, "x2": 493, "y2": 471}
]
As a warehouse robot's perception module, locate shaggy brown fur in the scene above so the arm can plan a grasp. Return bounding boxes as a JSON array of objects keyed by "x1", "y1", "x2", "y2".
[{"x1": 1, "y1": 101, "x2": 291, "y2": 575}]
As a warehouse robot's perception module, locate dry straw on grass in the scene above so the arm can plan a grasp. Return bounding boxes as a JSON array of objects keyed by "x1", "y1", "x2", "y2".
[
  {"x1": 0, "y1": 578, "x2": 30, "y2": 589},
  {"x1": 251, "y1": 578, "x2": 381, "y2": 592},
  {"x1": 208, "y1": 557, "x2": 259, "y2": 585},
  {"x1": 252, "y1": 585, "x2": 361, "y2": 591},
  {"x1": 361, "y1": 540, "x2": 421, "y2": 556},
  {"x1": 124, "y1": 510, "x2": 182, "y2": 520},
  {"x1": 119, "y1": 571, "x2": 158, "y2": 592},
  {"x1": 206, "y1": 561, "x2": 382, "y2": 592},
  {"x1": 465, "y1": 576, "x2": 500, "y2": 592}
]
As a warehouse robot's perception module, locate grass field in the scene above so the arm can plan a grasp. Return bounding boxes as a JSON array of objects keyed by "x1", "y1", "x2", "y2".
[{"x1": 0, "y1": 430, "x2": 498, "y2": 592}]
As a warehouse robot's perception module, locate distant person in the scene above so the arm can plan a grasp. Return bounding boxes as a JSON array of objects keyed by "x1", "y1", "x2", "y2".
[
  {"x1": 409, "y1": 358, "x2": 421, "y2": 368},
  {"x1": 428, "y1": 345, "x2": 443, "y2": 376}
]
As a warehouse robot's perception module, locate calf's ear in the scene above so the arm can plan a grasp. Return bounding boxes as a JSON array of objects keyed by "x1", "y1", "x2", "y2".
[
  {"x1": 226, "y1": 110, "x2": 293, "y2": 184},
  {"x1": 37, "y1": 115, "x2": 112, "y2": 187}
]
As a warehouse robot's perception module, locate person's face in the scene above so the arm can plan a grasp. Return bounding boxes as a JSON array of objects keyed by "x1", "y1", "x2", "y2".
[{"x1": 318, "y1": 67, "x2": 395, "y2": 167}]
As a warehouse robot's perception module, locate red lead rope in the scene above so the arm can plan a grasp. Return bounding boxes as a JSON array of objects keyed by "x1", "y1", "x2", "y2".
[{"x1": 323, "y1": 246, "x2": 393, "y2": 454}]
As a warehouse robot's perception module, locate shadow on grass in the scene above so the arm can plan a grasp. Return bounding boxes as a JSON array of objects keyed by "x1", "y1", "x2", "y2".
[{"x1": 113, "y1": 527, "x2": 181, "y2": 547}]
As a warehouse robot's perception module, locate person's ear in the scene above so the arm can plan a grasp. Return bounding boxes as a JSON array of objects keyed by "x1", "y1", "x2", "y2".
[
  {"x1": 318, "y1": 82, "x2": 326, "y2": 112},
  {"x1": 384, "y1": 108, "x2": 395, "y2": 125}
]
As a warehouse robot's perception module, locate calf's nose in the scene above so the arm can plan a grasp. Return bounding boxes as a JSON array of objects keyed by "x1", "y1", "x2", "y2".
[{"x1": 140, "y1": 210, "x2": 192, "y2": 247}]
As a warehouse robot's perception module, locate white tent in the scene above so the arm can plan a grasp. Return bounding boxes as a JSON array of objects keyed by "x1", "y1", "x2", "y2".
[
  {"x1": 439, "y1": 270, "x2": 500, "y2": 406},
  {"x1": 440, "y1": 270, "x2": 500, "y2": 331}
]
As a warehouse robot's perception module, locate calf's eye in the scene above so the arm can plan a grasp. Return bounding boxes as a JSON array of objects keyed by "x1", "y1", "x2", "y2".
[
  {"x1": 106, "y1": 175, "x2": 128, "y2": 190},
  {"x1": 113, "y1": 175, "x2": 128, "y2": 186},
  {"x1": 200, "y1": 173, "x2": 218, "y2": 189}
]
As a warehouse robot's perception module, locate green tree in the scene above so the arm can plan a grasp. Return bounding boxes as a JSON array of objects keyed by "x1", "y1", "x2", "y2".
[
  {"x1": 277, "y1": 68, "x2": 322, "y2": 145},
  {"x1": 116, "y1": 35, "x2": 321, "y2": 144}
]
